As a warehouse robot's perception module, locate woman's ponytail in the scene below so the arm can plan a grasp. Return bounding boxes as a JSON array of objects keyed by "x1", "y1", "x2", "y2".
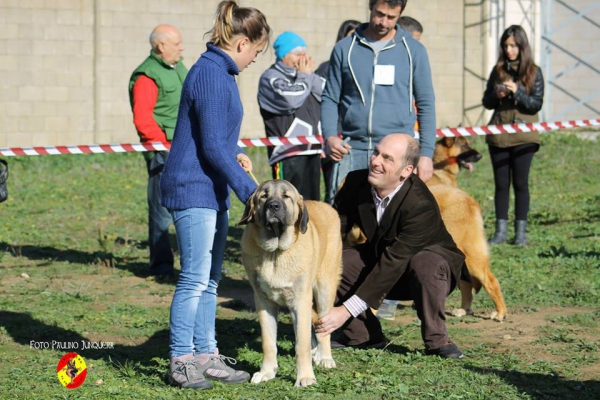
[{"x1": 207, "y1": 0, "x2": 271, "y2": 48}]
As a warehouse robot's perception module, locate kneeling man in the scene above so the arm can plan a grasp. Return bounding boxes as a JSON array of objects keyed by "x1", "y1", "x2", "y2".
[{"x1": 315, "y1": 134, "x2": 465, "y2": 358}]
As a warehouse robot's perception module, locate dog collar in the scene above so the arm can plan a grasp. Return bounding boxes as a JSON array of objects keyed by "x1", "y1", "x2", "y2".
[{"x1": 434, "y1": 157, "x2": 458, "y2": 169}]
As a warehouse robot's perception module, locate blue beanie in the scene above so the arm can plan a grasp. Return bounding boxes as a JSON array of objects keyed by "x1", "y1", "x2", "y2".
[{"x1": 273, "y1": 31, "x2": 307, "y2": 60}]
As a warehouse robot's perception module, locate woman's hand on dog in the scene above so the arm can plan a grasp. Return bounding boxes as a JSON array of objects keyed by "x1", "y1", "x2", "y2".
[
  {"x1": 315, "y1": 306, "x2": 351, "y2": 337},
  {"x1": 236, "y1": 154, "x2": 253, "y2": 172}
]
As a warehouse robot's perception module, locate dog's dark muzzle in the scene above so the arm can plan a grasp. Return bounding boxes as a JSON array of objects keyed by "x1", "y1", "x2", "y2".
[
  {"x1": 263, "y1": 198, "x2": 288, "y2": 236},
  {"x1": 266, "y1": 198, "x2": 286, "y2": 216},
  {"x1": 458, "y1": 149, "x2": 482, "y2": 166},
  {"x1": 265, "y1": 198, "x2": 287, "y2": 222}
]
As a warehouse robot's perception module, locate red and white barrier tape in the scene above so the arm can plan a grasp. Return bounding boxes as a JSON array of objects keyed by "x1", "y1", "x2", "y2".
[
  {"x1": 0, "y1": 142, "x2": 170, "y2": 157},
  {"x1": 1, "y1": 118, "x2": 598, "y2": 157},
  {"x1": 435, "y1": 118, "x2": 599, "y2": 138}
]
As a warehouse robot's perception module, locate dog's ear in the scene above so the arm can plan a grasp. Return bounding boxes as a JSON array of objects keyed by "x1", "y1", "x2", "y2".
[
  {"x1": 297, "y1": 196, "x2": 309, "y2": 234},
  {"x1": 442, "y1": 137, "x2": 456, "y2": 147},
  {"x1": 237, "y1": 191, "x2": 256, "y2": 226}
]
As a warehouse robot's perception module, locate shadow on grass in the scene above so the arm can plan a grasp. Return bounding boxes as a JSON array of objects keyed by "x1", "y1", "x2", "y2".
[
  {"x1": 537, "y1": 245, "x2": 600, "y2": 259},
  {"x1": 0, "y1": 241, "x2": 174, "y2": 284},
  {"x1": 0, "y1": 310, "x2": 272, "y2": 380},
  {"x1": 531, "y1": 214, "x2": 600, "y2": 226},
  {"x1": 0, "y1": 241, "x2": 106, "y2": 266},
  {"x1": 464, "y1": 365, "x2": 600, "y2": 399},
  {"x1": 224, "y1": 225, "x2": 244, "y2": 263},
  {"x1": 1, "y1": 225, "x2": 245, "y2": 282}
]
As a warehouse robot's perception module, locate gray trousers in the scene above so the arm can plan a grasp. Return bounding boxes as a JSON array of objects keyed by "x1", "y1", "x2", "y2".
[{"x1": 146, "y1": 151, "x2": 174, "y2": 274}]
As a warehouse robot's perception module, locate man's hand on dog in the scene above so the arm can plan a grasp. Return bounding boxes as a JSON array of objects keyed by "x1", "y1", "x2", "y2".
[
  {"x1": 417, "y1": 156, "x2": 433, "y2": 182},
  {"x1": 315, "y1": 306, "x2": 351, "y2": 337}
]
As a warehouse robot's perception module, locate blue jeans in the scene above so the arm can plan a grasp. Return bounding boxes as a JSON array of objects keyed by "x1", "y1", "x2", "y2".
[
  {"x1": 146, "y1": 152, "x2": 174, "y2": 274},
  {"x1": 169, "y1": 208, "x2": 228, "y2": 357},
  {"x1": 328, "y1": 148, "x2": 373, "y2": 202}
]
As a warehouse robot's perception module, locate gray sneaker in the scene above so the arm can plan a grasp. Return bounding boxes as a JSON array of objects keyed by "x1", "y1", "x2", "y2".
[
  {"x1": 169, "y1": 354, "x2": 213, "y2": 390},
  {"x1": 195, "y1": 350, "x2": 250, "y2": 384}
]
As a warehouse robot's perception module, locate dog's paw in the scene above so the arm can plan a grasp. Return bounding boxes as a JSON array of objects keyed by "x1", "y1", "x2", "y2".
[
  {"x1": 490, "y1": 311, "x2": 505, "y2": 322},
  {"x1": 251, "y1": 370, "x2": 276, "y2": 384},
  {"x1": 451, "y1": 308, "x2": 467, "y2": 317},
  {"x1": 295, "y1": 376, "x2": 317, "y2": 387},
  {"x1": 315, "y1": 357, "x2": 336, "y2": 369}
]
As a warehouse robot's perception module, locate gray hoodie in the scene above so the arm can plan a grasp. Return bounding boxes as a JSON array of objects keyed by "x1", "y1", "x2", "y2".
[
  {"x1": 258, "y1": 61, "x2": 325, "y2": 164},
  {"x1": 321, "y1": 23, "x2": 436, "y2": 158}
]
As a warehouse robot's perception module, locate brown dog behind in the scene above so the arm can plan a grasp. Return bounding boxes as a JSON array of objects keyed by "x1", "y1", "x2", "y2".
[
  {"x1": 429, "y1": 136, "x2": 482, "y2": 187},
  {"x1": 428, "y1": 184, "x2": 507, "y2": 321},
  {"x1": 427, "y1": 136, "x2": 507, "y2": 321}
]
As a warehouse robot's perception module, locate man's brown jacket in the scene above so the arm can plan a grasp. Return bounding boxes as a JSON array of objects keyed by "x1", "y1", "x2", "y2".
[{"x1": 334, "y1": 170, "x2": 465, "y2": 309}]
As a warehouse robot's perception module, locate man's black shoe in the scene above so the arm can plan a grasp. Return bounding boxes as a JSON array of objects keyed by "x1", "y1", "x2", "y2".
[
  {"x1": 330, "y1": 337, "x2": 385, "y2": 350},
  {"x1": 424, "y1": 341, "x2": 464, "y2": 359}
]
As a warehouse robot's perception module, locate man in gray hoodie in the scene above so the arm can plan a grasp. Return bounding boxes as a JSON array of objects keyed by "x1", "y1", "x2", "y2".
[{"x1": 321, "y1": 0, "x2": 436, "y2": 196}]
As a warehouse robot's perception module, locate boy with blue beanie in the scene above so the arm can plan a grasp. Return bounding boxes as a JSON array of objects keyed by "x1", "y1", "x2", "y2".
[
  {"x1": 273, "y1": 31, "x2": 307, "y2": 60},
  {"x1": 257, "y1": 31, "x2": 325, "y2": 200}
]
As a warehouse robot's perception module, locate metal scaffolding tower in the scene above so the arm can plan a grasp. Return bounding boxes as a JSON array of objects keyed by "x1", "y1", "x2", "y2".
[
  {"x1": 541, "y1": 0, "x2": 600, "y2": 121},
  {"x1": 462, "y1": 0, "x2": 599, "y2": 125}
]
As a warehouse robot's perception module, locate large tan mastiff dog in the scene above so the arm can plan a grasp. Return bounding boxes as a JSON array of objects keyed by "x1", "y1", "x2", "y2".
[{"x1": 238, "y1": 180, "x2": 342, "y2": 387}]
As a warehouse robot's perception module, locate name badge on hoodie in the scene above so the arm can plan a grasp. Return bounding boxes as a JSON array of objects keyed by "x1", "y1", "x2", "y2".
[{"x1": 374, "y1": 65, "x2": 395, "y2": 85}]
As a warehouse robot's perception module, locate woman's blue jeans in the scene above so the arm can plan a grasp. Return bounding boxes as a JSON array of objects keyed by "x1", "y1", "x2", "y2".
[{"x1": 168, "y1": 207, "x2": 228, "y2": 357}]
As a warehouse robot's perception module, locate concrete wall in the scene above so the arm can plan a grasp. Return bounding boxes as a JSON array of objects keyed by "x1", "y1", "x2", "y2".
[
  {"x1": 462, "y1": 0, "x2": 489, "y2": 126},
  {"x1": 405, "y1": 1, "x2": 464, "y2": 128},
  {"x1": 1, "y1": 0, "x2": 96, "y2": 147},
  {"x1": 0, "y1": 0, "x2": 595, "y2": 148},
  {"x1": 0, "y1": 0, "x2": 463, "y2": 147}
]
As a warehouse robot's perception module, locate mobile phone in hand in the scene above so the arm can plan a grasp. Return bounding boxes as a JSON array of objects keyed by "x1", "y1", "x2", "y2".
[{"x1": 495, "y1": 83, "x2": 509, "y2": 95}]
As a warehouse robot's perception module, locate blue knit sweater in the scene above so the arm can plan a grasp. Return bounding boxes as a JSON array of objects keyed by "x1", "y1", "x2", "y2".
[{"x1": 161, "y1": 43, "x2": 257, "y2": 211}]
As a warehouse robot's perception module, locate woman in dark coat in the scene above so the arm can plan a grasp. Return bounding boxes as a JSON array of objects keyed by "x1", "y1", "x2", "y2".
[{"x1": 482, "y1": 25, "x2": 544, "y2": 246}]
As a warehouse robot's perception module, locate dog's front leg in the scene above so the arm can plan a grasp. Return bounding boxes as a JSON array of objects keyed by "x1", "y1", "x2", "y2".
[
  {"x1": 312, "y1": 279, "x2": 337, "y2": 369},
  {"x1": 251, "y1": 293, "x2": 279, "y2": 384},
  {"x1": 290, "y1": 292, "x2": 317, "y2": 387}
]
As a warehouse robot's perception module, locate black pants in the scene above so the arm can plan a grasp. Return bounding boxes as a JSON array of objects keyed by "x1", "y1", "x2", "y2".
[
  {"x1": 488, "y1": 143, "x2": 537, "y2": 220},
  {"x1": 337, "y1": 247, "x2": 456, "y2": 349},
  {"x1": 145, "y1": 151, "x2": 174, "y2": 273},
  {"x1": 321, "y1": 158, "x2": 334, "y2": 204},
  {"x1": 271, "y1": 154, "x2": 321, "y2": 201}
]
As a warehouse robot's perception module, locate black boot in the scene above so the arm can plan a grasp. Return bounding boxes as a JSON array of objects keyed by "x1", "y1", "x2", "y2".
[
  {"x1": 489, "y1": 219, "x2": 508, "y2": 245},
  {"x1": 514, "y1": 220, "x2": 528, "y2": 246}
]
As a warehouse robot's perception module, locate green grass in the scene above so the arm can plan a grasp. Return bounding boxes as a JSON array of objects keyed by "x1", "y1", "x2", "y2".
[{"x1": 1, "y1": 132, "x2": 599, "y2": 399}]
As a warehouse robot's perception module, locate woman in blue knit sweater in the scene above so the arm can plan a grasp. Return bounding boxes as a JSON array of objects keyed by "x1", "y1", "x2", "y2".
[{"x1": 160, "y1": 1, "x2": 270, "y2": 390}]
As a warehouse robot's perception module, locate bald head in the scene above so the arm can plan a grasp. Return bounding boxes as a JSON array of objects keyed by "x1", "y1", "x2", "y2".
[
  {"x1": 380, "y1": 133, "x2": 420, "y2": 168},
  {"x1": 150, "y1": 24, "x2": 184, "y2": 65},
  {"x1": 368, "y1": 133, "x2": 420, "y2": 197}
]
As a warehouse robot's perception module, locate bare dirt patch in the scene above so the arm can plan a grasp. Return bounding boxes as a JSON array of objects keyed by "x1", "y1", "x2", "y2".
[
  {"x1": 392, "y1": 304, "x2": 600, "y2": 379},
  {"x1": 217, "y1": 281, "x2": 600, "y2": 380}
]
